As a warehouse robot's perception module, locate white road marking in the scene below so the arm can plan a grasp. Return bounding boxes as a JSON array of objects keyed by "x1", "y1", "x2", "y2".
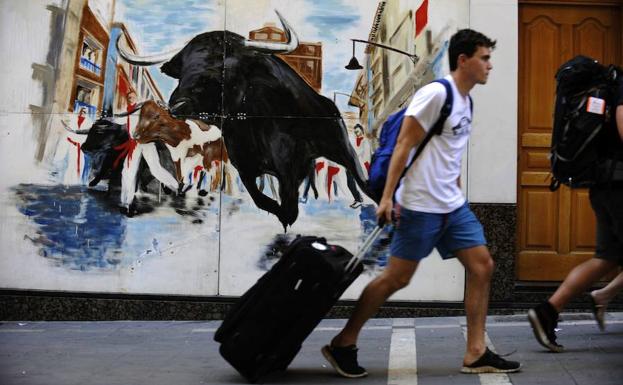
[
  {"x1": 0, "y1": 329, "x2": 44, "y2": 333},
  {"x1": 415, "y1": 323, "x2": 461, "y2": 329},
  {"x1": 388, "y1": 319, "x2": 417, "y2": 385},
  {"x1": 314, "y1": 325, "x2": 392, "y2": 332}
]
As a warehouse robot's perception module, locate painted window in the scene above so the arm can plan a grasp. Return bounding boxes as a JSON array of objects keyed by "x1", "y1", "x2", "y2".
[
  {"x1": 79, "y1": 37, "x2": 102, "y2": 76},
  {"x1": 74, "y1": 83, "x2": 97, "y2": 118}
]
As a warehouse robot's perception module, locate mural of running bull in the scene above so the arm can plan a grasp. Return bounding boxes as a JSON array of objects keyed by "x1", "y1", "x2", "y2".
[
  {"x1": 132, "y1": 100, "x2": 233, "y2": 195},
  {"x1": 117, "y1": 10, "x2": 371, "y2": 229},
  {"x1": 80, "y1": 118, "x2": 176, "y2": 197},
  {"x1": 80, "y1": 119, "x2": 129, "y2": 190}
]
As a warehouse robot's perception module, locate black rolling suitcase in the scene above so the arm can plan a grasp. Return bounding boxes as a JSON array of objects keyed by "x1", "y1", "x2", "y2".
[{"x1": 214, "y1": 226, "x2": 383, "y2": 382}]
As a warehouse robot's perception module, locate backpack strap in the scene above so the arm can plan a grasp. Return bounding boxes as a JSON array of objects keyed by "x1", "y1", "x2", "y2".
[
  {"x1": 400, "y1": 78, "x2": 456, "y2": 180},
  {"x1": 430, "y1": 78, "x2": 454, "y2": 135}
]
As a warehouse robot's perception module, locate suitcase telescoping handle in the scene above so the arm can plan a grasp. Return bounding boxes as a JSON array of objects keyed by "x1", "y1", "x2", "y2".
[{"x1": 344, "y1": 224, "x2": 385, "y2": 274}]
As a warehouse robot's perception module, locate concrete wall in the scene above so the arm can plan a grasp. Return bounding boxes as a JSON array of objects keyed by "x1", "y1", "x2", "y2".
[{"x1": 468, "y1": 0, "x2": 518, "y2": 204}]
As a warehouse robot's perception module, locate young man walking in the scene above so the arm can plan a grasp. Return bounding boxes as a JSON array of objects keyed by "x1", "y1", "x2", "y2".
[
  {"x1": 322, "y1": 29, "x2": 521, "y2": 377},
  {"x1": 528, "y1": 81, "x2": 623, "y2": 352}
]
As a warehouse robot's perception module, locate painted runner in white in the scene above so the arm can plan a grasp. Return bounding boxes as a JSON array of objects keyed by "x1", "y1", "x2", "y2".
[
  {"x1": 461, "y1": 326, "x2": 513, "y2": 385},
  {"x1": 388, "y1": 318, "x2": 417, "y2": 385}
]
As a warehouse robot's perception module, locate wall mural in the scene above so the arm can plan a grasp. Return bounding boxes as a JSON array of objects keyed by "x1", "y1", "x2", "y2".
[{"x1": 0, "y1": 0, "x2": 468, "y2": 300}]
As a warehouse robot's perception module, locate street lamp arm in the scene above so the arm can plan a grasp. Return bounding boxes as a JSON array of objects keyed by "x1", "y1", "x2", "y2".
[
  {"x1": 351, "y1": 39, "x2": 419, "y2": 63},
  {"x1": 333, "y1": 91, "x2": 365, "y2": 105}
]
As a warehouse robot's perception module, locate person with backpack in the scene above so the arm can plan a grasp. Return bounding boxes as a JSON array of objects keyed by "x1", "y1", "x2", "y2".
[
  {"x1": 528, "y1": 74, "x2": 623, "y2": 352},
  {"x1": 321, "y1": 29, "x2": 521, "y2": 378}
]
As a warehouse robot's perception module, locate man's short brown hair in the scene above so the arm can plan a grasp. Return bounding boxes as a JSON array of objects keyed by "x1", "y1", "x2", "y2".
[{"x1": 449, "y1": 29, "x2": 496, "y2": 71}]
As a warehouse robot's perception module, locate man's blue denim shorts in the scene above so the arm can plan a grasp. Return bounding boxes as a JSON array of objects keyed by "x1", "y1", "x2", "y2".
[{"x1": 390, "y1": 201, "x2": 487, "y2": 261}]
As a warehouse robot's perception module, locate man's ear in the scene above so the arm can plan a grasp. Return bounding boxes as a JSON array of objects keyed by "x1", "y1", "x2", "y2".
[{"x1": 457, "y1": 53, "x2": 468, "y2": 67}]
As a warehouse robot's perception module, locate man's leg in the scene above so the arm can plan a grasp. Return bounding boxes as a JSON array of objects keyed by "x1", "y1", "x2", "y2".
[
  {"x1": 322, "y1": 256, "x2": 418, "y2": 378},
  {"x1": 590, "y1": 269, "x2": 623, "y2": 330},
  {"x1": 120, "y1": 146, "x2": 143, "y2": 210},
  {"x1": 332, "y1": 256, "x2": 418, "y2": 347},
  {"x1": 141, "y1": 143, "x2": 180, "y2": 191},
  {"x1": 549, "y1": 258, "x2": 616, "y2": 312},
  {"x1": 529, "y1": 258, "x2": 616, "y2": 352},
  {"x1": 455, "y1": 245, "x2": 494, "y2": 365},
  {"x1": 592, "y1": 270, "x2": 623, "y2": 306},
  {"x1": 346, "y1": 171, "x2": 363, "y2": 208},
  {"x1": 456, "y1": 245, "x2": 521, "y2": 373},
  {"x1": 299, "y1": 177, "x2": 310, "y2": 203}
]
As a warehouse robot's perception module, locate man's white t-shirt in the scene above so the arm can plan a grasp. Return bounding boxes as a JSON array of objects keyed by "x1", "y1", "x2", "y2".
[{"x1": 396, "y1": 75, "x2": 472, "y2": 213}]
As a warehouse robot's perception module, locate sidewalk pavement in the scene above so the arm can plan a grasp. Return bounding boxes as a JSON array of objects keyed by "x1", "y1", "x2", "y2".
[{"x1": 1, "y1": 312, "x2": 622, "y2": 385}]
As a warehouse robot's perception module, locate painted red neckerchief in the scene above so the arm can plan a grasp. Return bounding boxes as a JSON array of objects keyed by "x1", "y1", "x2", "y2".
[
  {"x1": 356, "y1": 136, "x2": 363, "y2": 147},
  {"x1": 326, "y1": 165, "x2": 340, "y2": 202},
  {"x1": 113, "y1": 139, "x2": 137, "y2": 169},
  {"x1": 67, "y1": 137, "x2": 81, "y2": 177},
  {"x1": 114, "y1": 103, "x2": 138, "y2": 169},
  {"x1": 193, "y1": 165, "x2": 203, "y2": 180},
  {"x1": 77, "y1": 116, "x2": 85, "y2": 128},
  {"x1": 315, "y1": 161, "x2": 325, "y2": 175}
]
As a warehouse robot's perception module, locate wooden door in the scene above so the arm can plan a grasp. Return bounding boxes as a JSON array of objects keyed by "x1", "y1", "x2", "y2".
[{"x1": 517, "y1": 1, "x2": 621, "y2": 281}]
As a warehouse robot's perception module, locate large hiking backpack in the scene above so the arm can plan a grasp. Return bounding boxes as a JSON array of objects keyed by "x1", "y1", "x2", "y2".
[
  {"x1": 549, "y1": 55, "x2": 621, "y2": 190},
  {"x1": 367, "y1": 78, "x2": 472, "y2": 202}
]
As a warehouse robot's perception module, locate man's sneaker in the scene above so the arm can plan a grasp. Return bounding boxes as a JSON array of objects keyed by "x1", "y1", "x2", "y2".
[
  {"x1": 461, "y1": 348, "x2": 521, "y2": 373},
  {"x1": 528, "y1": 301, "x2": 564, "y2": 352},
  {"x1": 321, "y1": 344, "x2": 368, "y2": 378}
]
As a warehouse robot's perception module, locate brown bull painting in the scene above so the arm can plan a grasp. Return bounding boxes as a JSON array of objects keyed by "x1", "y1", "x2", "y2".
[{"x1": 133, "y1": 100, "x2": 233, "y2": 195}]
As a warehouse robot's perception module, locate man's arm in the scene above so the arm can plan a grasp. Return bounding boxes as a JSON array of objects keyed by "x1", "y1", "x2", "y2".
[
  {"x1": 616, "y1": 105, "x2": 623, "y2": 142},
  {"x1": 376, "y1": 115, "x2": 427, "y2": 222}
]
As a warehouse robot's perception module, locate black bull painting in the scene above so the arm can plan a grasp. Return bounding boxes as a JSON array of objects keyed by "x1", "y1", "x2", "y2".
[
  {"x1": 80, "y1": 118, "x2": 177, "y2": 199},
  {"x1": 117, "y1": 11, "x2": 373, "y2": 229}
]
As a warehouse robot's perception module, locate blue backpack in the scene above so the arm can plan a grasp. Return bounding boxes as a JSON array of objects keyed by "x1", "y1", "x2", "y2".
[{"x1": 367, "y1": 78, "x2": 472, "y2": 202}]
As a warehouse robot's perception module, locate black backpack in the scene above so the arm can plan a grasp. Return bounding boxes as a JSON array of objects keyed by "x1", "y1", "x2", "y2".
[{"x1": 549, "y1": 55, "x2": 621, "y2": 191}]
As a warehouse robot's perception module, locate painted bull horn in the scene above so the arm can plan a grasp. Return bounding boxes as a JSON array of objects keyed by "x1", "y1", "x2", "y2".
[
  {"x1": 169, "y1": 98, "x2": 191, "y2": 114},
  {"x1": 112, "y1": 102, "x2": 146, "y2": 117},
  {"x1": 60, "y1": 120, "x2": 89, "y2": 135},
  {"x1": 243, "y1": 10, "x2": 299, "y2": 53},
  {"x1": 156, "y1": 100, "x2": 170, "y2": 111},
  {"x1": 116, "y1": 35, "x2": 181, "y2": 66}
]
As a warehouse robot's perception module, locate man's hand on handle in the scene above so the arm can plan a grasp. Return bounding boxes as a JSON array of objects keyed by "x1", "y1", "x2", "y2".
[{"x1": 376, "y1": 197, "x2": 393, "y2": 227}]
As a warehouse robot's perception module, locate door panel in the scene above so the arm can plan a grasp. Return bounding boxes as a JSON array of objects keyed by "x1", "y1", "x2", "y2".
[
  {"x1": 517, "y1": 2, "x2": 620, "y2": 281},
  {"x1": 522, "y1": 189, "x2": 558, "y2": 249},
  {"x1": 575, "y1": 19, "x2": 613, "y2": 64},
  {"x1": 525, "y1": 17, "x2": 559, "y2": 130}
]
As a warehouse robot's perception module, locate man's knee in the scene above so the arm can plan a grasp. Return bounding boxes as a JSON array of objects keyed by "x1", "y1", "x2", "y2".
[
  {"x1": 460, "y1": 247, "x2": 494, "y2": 278},
  {"x1": 377, "y1": 270, "x2": 412, "y2": 292},
  {"x1": 481, "y1": 256, "x2": 495, "y2": 276},
  {"x1": 588, "y1": 257, "x2": 618, "y2": 273},
  {"x1": 377, "y1": 257, "x2": 419, "y2": 292}
]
